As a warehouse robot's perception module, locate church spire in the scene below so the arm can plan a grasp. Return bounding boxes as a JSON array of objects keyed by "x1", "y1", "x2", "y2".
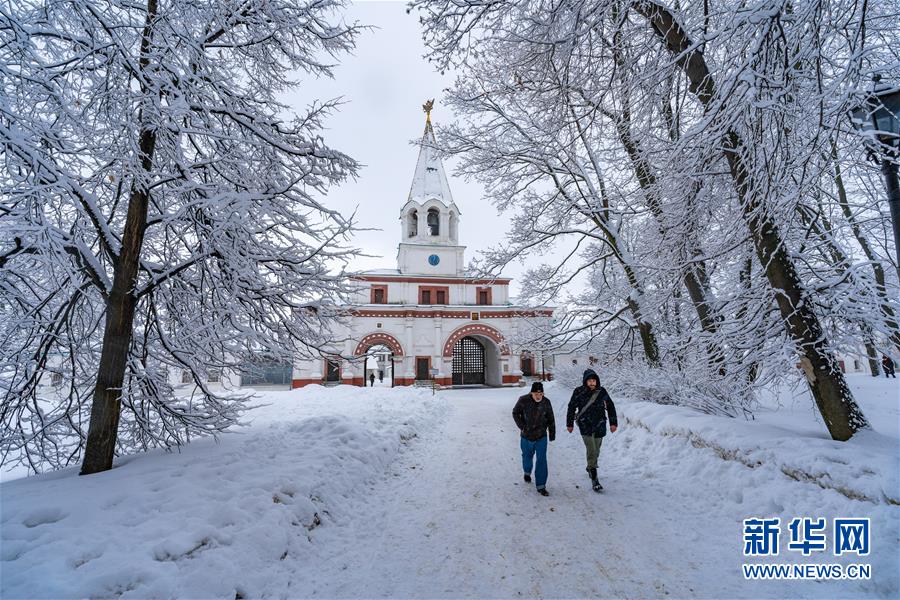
[
  {"x1": 408, "y1": 99, "x2": 454, "y2": 205},
  {"x1": 423, "y1": 98, "x2": 434, "y2": 133}
]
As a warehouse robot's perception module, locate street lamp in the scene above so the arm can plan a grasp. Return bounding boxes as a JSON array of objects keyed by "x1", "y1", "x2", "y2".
[{"x1": 850, "y1": 77, "x2": 900, "y2": 268}]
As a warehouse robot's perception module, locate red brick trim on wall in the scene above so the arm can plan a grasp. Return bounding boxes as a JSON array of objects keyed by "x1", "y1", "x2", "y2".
[
  {"x1": 354, "y1": 275, "x2": 510, "y2": 285},
  {"x1": 350, "y1": 308, "x2": 553, "y2": 318},
  {"x1": 353, "y1": 332, "x2": 404, "y2": 356},
  {"x1": 442, "y1": 323, "x2": 511, "y2": 356},
  {"x1": 476, "y1": 286, "x2": 493, "y2": 305},
  {"x1": 292, "y1": 378, "x2": 321, "y2": 388}
]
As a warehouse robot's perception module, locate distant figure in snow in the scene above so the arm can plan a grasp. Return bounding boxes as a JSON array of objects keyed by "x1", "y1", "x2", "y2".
[
  {"x1": 512, "y1": 381, "x2": 556, "y2": 496},
  {"x1": 883, "y1": 355, "x2": 896, "y2": 378},
  {"x1": 369, "y1": 372, "x2": 376, "y2": 387},
  {"x1": 566, "y1": 369, "x2": 618, "y2": 492},
  {"x1": 378, "y1": 370, "x2": 384, "y2": 383}
]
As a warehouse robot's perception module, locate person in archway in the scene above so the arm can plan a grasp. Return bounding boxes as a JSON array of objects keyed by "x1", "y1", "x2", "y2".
[
  {"x1": 512, "y1": 381, "x2": 556, "y2": 496},
  {"x1": 566, "y1": 369, "x2": 617, "y2": 492},
  {"x1": 369, "y1": 372, "x2": 376, "y2": 387},
  {"x1": 378, "y1": 370, "x2": 384, "y2": 383}
]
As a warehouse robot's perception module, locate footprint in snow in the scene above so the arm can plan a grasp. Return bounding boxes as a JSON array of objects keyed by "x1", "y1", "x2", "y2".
[{"x1": 22, "y1": 507, "x2": 68, "y2": 528}]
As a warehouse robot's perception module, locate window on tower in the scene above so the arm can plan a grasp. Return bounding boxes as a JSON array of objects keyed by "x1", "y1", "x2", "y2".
[
  {"x1": 427, "y1": 208, "x2": 440, "y2": 236},
  {"x1": 418, "y1": 285, "x2": 449, "y2": 305},
  {"x1": 371, "y1": 285, "x2": 387, "y2": 304}
]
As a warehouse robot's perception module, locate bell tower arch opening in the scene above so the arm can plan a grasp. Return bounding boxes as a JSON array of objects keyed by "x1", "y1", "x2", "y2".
[
  {"x1": 449, "y1": 211, "x2": 458, "y2": 242},
  {"x1": 427, "y1": 207, "x2": 440, "y2": 236},
  {"x1": 407, "y1": 208, "x2": 418, "y2": 238}
]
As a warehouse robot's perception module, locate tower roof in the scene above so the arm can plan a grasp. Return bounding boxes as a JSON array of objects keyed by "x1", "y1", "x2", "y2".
[{"x1": 408, "y1": 101, "x2": 455, "y2": 206}]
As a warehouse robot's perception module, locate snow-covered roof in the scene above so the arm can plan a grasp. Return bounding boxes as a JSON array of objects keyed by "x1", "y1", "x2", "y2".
[
  {"x1": 407, "y1": 120, "x2": 454, "y2": 206},
  {"x1": 359, "y1": 268, "x2": 402, "y2": 276}
]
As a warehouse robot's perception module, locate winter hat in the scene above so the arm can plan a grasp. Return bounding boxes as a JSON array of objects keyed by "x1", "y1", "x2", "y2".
[
  {"x1": 582, "y1": 369, "x2": 599, "y2": 385},
  {"x1": 530, "y1": 382, "x2": 544, "y2": 393}
]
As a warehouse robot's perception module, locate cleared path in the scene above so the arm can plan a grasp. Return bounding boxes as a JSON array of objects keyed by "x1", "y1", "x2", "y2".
[{"x1": 299, "y1": 387, "x2": 867, "y2": 598}]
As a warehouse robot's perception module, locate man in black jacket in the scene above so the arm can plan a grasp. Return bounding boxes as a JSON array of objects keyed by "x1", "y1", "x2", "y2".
[
  {"x1": 566, "y1": 369, "x2": 617, "y2": 492},
  {"x1": 883, "y1": 354, "x2": 896, "y2": 378},
  {"x1": 512, "y1": 382, "x2": 556, "y2": 496}
]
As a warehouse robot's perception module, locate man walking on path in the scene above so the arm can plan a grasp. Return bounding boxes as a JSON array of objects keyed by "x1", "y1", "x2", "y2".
[
  {"x1": 512, "y1": 382, "x2": 556, "y2": 496},
  {"x1": 882, "y1": 355, "x2": 896, "y2": 378},
  {"x1": 567, "y1": 369, "x2": 618, "y2": 492},
  {"x1": 369, "y1": 372, "x2": 376, "y2": 387}
]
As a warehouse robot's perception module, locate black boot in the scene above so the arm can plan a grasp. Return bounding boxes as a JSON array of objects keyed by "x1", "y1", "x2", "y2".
[
  {"x1": 524, "y1": 473, "x2": 532, "y2": 483},
  {"x1": 588, "y1": 468, "x2": 602, "y2": 492}
]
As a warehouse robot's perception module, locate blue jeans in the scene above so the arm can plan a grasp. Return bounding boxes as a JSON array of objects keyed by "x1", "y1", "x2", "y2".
[{"x1": 520, "y1": 436, "x2": 548, "y2": 489}]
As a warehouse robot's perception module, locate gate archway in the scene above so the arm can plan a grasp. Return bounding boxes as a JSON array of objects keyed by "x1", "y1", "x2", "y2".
[
  {"x1": 452, "y1": 336, "x2": 486, "y2": 385},
  {"x1": 353, "y1": 332, "x2": 404, "y2": 387}
]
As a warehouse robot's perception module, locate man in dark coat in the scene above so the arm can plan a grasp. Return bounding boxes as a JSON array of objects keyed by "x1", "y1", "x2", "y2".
[
  {"x1": 512, "y1": 381, "x2": 556, "y2": 496},
  {"x1": 566, "y1": 369, "x2": 617, "y2": 492},
  {"x1": 882, "y1": 355, "x2": 896, "y2": 378}
]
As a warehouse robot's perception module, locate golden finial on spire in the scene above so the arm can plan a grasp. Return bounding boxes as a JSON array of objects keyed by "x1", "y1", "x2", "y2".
[{"x1": 422, "y1": 99, "x2": 434, "y2": 125}]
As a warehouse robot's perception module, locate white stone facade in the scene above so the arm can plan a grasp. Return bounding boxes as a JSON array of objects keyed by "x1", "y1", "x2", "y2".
[{"x1": 291, "y1": 114, "x2": 553, "y2": 388}]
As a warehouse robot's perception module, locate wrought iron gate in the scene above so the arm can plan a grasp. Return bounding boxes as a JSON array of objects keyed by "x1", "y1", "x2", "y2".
[{"x1": 452, "y1": 336, "x2": 485, "y2": 385}]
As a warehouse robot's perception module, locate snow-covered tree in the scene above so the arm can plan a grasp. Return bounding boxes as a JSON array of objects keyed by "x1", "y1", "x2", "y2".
[
  {"x1": 411, "y1": 0, "x2": 900, "y2": 439},
  {"x1": 1, "y1": 0, "x2": 361, "y2": 474}
]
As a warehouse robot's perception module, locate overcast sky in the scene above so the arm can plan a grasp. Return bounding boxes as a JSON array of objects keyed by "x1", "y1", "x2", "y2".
[{"x1": 284, "y1": 0, "x2": 529, "y2": 296}]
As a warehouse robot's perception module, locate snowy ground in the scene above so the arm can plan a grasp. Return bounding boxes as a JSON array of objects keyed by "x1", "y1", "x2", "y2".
[{"x1": 1, "y1": 375, "x2": 898, "y2": 598}]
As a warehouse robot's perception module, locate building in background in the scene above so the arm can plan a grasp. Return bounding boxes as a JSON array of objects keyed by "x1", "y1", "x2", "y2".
[{"x1": 290, "y1": 104, "x2": 554, "y2": 388}]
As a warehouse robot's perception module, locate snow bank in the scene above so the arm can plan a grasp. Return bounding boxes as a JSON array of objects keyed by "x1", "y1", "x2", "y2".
[
  {"x1": 552, "y1": 367, "x2": 898, "y2": 504},
  {"x1": 1, "y1": 385, "x2": 444, "y2": 599},
  {"x1": 541, "y1": 374, "x2": 899, "y2": 597},
  {"x1": 622, "y1": 400, "x2": 898, "y2": 505}
]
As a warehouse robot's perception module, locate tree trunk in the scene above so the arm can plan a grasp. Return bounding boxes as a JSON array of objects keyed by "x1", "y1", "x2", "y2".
[
  {"x1": 736, "y1": 254, "x2": 761, "y2": 383},
  {"x1": 81, "y1": 0, "x2": 158, "y2": 475},
  {"x1": 627, "y1": 296, "x2": 661, "y2": 365},
  {"x1": 863, "y1": 338, "x2": 881, "y2": 377},
  {"x1": 633, "y1": 0, "x2": 869, "y2": 440}
]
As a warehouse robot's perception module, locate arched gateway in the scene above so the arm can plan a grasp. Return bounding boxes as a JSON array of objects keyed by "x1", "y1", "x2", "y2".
[
  {"x1": 289, "y1": 104, "x2": 553, "y2": 389},
  {"x1": 353, "y1": 332, "x2": 404, "y2": 388}
]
